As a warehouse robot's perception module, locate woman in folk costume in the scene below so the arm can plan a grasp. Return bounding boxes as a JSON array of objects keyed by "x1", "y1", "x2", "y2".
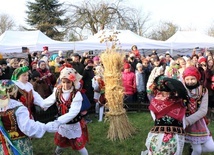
[
  {"x1": 92, "y1": 65, "x2": 106, "y2": 122},
  {"x1": 143, "y1": 75, "x2": 189, "y2": 155},
  {"x1": 43, "y1": 67, "x2": 89, "y2": 155},
  {"x1": 11, "y1": 66, "x2": 45, "y2": 118},
  {"x1": 183, "y1": 66, "x2": 214, "y2": 155},
  {"x1": 0, "y1": 80, "x2": 59, "y2": 155}
]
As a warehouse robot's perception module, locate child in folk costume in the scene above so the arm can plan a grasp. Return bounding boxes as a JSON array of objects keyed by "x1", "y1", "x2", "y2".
[
  {"x1": 11, "y1": 66, "x2": 45, "y2": 118},
  {"x1": 183, "y1": 66, "x2": 214, "y2": 155},
  {"x1": 92, "y1": 65, "x2": 106, "y2": 122},
  {"x1": 0, "y1": 80, "x2": 59, "y2": 155},
  {"x1": 143, "y1": 75, "x2": 189, "y2": 155},
  {"x1": 43, "y1": 67, "x2": 89, "y2": 155}
]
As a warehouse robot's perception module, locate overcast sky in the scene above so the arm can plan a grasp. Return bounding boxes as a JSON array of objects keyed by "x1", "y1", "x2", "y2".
[{"x1": 1, "y1": 0, "x2": 214, "y2": 33}]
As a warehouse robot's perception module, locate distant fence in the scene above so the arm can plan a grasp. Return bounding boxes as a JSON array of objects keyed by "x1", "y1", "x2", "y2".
[{"x1": 33, "y1": 102, "x2": 150, "y2": 123}]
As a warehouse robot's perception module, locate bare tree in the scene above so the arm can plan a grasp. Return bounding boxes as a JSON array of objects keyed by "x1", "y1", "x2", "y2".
[
  {"x1": 0, "y1": 14, "x2": 15, "y2": 35},
  {"x1": 206, "y1": 22, "x2": 214, "y2": 37},
  {"x1": 65, "y1": 0, "x2": 151, "y2": 40},
  {"x1": 148, "y1": 21, "x2": 179, "y2": 41},
  {"x1": 128, "y1": 10, "x2": 151, "y2": 36}
]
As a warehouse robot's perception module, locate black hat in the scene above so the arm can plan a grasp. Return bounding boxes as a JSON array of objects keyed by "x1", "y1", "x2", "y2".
[
  {"x1": 72, "y1": 53, "x2": 81, "y2": 59},
  {"x1": 0, "y1": 59, "x2": 7, "y2": 65},
  {"x1": 154, "y1": 75, "x2": 189, "y2": 102}
]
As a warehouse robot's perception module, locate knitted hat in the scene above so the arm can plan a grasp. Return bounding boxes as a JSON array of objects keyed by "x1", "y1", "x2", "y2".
[
  {"x1": 31, "y1": 61, "x2": 37, "y2": 67},
  {"x1": 124, "y1": 63, "x2": 131, "y2": 69},
  {"x1": 183, "y1": 66, "x2": 201, "y2": 81},
  {"x1": 0, "y1": 80, "x2": 18, "y2": 108},
  {"x1": 11, "y1": 66, "x2": 29, "y2": 81},
  {"x1": 59, "y1": 67, "x2": 82, "y2": 89},
  {"x1": 93, "y1": 56, "x2": 100, "y2": 61},
  {"x1": 37, "y1": 60, "x2": 46, "y2": 67},
  {"x1": 136, "y1": 63, "x2": 143, "y2": 68},
  {"x1": 198, "y1": 57, "x2": 207, "y2": 63}
]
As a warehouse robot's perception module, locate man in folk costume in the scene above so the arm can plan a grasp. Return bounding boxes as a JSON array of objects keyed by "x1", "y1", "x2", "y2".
[
  {"x1": 183, "y1": 66, "x2": 214, "y2": 155},
  {"x1": 0, "y1": 80, "x2": 59, "y2": 155},
  {"x1": 143, "y1": 75, "x2": 189, "y2": 155},
  {"x1": 11, "y1": 66, "x2": 45, "y2": 118},
  {"x1": 43, "y1": 67, "x2": 89, "y2": 155}
]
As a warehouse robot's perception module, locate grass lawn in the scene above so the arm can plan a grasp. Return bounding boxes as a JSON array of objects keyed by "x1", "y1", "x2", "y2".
[{"x1": 32, "y1": 111, "x2": 214, "y2": 155}]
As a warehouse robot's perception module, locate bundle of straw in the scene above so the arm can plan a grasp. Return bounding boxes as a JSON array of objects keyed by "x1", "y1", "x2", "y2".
[{"x1": 100, "y1": 49, "x2": 136, "y2": 141}]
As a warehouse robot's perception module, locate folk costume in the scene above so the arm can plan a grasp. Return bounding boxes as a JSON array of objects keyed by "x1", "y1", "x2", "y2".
[
  {"x1": 92, "y1": 65, "x2": 106, "y2": 122},
  {"x1": 43, "y1": 67, "x2": 89, "y2": 155},
  {"x1": 183, "y1": 66, "x2": 214, "y2": 155},
  {"x1": 143, "y1": 75, "x2": 189, "y2": 155},
  {"x1": 0, "y1": 80, "x2": 58, "y2": 155},
  {"x1": 11, "y1": 66, "x2": 44, "y2": 118}
]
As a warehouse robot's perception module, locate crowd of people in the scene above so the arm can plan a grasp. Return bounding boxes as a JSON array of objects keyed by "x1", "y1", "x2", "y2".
[{"x1": 0, "y1": 45, "x2": 214, "y2": 154}]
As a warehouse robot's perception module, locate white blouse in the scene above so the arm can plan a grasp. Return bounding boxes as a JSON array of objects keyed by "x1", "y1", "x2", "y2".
[
  {"x1": 0, "y1": 99, "x2": 46, "y2": 138},
  {"x1": 13, "y1": 80, "x2": 44, "y2": 108},
  {"x1": 43, "y1": 88, "x2": 83, "y2": 139}
]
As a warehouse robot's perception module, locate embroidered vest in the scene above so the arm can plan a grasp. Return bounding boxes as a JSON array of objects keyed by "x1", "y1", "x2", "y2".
[
  {"x1": 0, "y1": 108, "x2": 26, "y2": 143},
  {"x1": 55, "y1": 88, "x2": 82, "y2": 124},
  {"x1": 17, "y1": 88, "x2": 34, "y2": 117}
]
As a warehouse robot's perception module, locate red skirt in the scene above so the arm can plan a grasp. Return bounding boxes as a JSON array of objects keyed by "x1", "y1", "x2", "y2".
[{"x1": 54, "y1": 119, "x2": 89, "y2": 150}]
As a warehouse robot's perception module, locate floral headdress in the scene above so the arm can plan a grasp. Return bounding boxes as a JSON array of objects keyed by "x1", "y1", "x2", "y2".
[
  {"x1": 0, "y1": 80, "x2": 18, "y2": 108},
  {"x1": 59, "y1": 67, "x2": 82, "y2": 89}
]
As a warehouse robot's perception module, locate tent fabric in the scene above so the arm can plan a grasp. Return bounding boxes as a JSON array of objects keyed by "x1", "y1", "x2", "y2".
[
  {"x1": 75, "y1": 29, "x2": 168, "y2": 50},
  {"x1": 0, "y1": 30, "x2": 74, "y2": 53},
  {"x1": 1, "y1": 30, "x2": 214, "y2": 54},
  {"x1": 165, "y1": 31, "x2": 214, "y2": 49}
]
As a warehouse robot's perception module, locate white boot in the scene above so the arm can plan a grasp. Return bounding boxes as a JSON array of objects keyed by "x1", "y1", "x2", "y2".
[
  {"x1": 55, "y1": 146, "x2": 63, "y2": 155},
  {"x1": 98, "y1": 106, "x2": 104, "y2": 122},
  {"x1": 95, "y1": 102, "x2": 99, "y2": 115}
]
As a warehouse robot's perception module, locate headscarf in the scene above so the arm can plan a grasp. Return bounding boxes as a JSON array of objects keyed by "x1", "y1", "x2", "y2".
[
  {"x1": 0, "y1": 80, "x2": 18, "y2": 108},
  {"x1": 11, "y1": 66, "x2": 29, "y2": 81},
  {"x1": 37, "y1": 60, "x2": 46, "y2": 67},
  {"x1": 59, "y1": 67, "x2": 82, "y2": 89},
  {"x1": 183, "y1": 66, "x2": 201, "y2": 81}
]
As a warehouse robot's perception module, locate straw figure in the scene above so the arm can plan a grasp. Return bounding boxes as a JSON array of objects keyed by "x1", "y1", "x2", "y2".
[{"x1": 100, "y1": 48, "x2": 136, "y2": 141}]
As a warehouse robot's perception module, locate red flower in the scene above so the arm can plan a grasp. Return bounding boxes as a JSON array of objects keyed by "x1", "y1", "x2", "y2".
[
  {"x1": 19, "y1": 96, "x2": 26, "y2": 103},
  {"x1": 68, "y1": 74, "x2": 76, "y2": 82},
  {"x1": 163, "y1": 133, "x2": 173, "y2": 142}
]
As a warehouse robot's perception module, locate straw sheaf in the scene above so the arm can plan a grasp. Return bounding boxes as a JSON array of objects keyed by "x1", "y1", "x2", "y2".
[
  {"x1": 100, "y1": 49, "x2": 124, "y2": 110},
  {"x1": 100, "y1": 49, "x2": 136, "y2": 141}
]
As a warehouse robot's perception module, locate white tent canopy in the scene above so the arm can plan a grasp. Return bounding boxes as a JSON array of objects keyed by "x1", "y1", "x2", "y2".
[
  {"x1": 0, "y1": 30, "x2": 74, "y2": 53},
  {"x1": 74, "y1": 29, "x2": 169, "y2": 50},
  {"x1": 2, "y1": 30, "x2": 214, "y2": 55},
  {"x1": 165, "y1": 31, "x2": 214, "y2": 49}
]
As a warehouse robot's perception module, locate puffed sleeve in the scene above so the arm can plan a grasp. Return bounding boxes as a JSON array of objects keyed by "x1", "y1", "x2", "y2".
[
  {"x1": 15, "y1": 105, "x2": 46, "y2": 138},
  {"x1": 25, "y1": 82, "x2": 44, "y2": 108},
  {"x1": 56, "y1": 91, "x2": 83, "y2": 124},
  {"x1": 42, "y1": 88, "x2": 57, "y2": 110},
  {"x1": 32, "y1": 89, "x2": 45, "y2": 107}
]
